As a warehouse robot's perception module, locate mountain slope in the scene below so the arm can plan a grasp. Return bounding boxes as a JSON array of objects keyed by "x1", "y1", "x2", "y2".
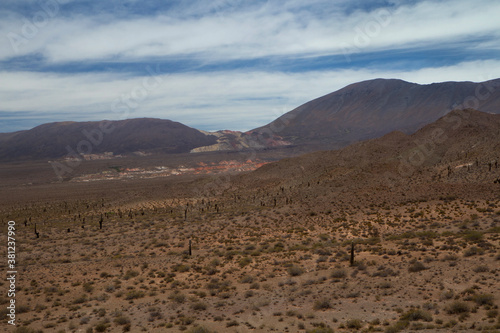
[
  {"x1": 248, "y1": 78, "x2": 500, "y2": 148},
  {"x1": 234, "y1": 109, "x2": 500, "y2": 204},
  {"x1": 0, "y1": 118, "x2": 217, "y2": 161}
]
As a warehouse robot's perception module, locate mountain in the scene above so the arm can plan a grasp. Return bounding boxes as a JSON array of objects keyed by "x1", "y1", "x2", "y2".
[
  {"x1": 0, "y1": 118, "x2": 217, "y2": 161},
  {"x1": 248, "y1": 78, "x2": 500, "y2": 149},
  {"x1": 236, "y1": 109, "x2": 500, "y2": 193},
  {"x1": 234, "y1": 109, "x2": 500, "y2": 204},
  {"x1": 2, "y1": 78, "x2": 500, "y2": 162}
]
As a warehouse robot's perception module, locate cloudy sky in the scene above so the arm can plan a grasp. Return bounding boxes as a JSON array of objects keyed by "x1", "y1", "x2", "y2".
[{"x1": 1, "y1": 0, "x2": 499, "y2": 133}]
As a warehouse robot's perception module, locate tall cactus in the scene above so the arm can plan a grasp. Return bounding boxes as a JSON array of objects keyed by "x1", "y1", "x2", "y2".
[{"x1": 350, "y1": 242, "x2": 355, "y2": 266}]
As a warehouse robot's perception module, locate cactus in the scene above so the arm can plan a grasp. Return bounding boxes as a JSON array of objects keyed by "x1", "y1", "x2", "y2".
[
  {"x1": 189, "y1": 239, "x2": 192, "y2": 256},
  {"x1": 34, "y1": 223, "x2": 40, "y2": 238},
  {"x1": 350, "y1": 242, "x2": 355, "y2": 266}
]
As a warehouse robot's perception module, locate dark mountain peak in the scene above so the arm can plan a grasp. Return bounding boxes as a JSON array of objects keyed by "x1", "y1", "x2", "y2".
[
  {"x1": 250, "y1": 78, "x2": 500, "y2": 150},
  {"x1": 344, "y1": 78, "x2": 414, "y2": 90},
  {"x1": 0, "y1": 118, "x2": 217, "y2": 161}
]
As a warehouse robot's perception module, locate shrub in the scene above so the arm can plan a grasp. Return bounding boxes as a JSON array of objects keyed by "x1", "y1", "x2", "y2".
[
  {"x1": 240, "y1": 275, "x2": 255, "y2": 283},
  {"x1": 463, "y1": 246, "x2": 484, "y2": 257},
  {"x1": 124, "y1": 290, "x2": 145, "y2": 300},
  {"x1": 191, "y1": 302, "x2": 207, "y2": 311},
  {"x1": 445, "y1": 301, "x2": 470, "y2": 314},
  {"x1": 172, "y1": 264, "x2": 190, "y2": 272},
  {"x1": 288, "y1": 265, "x2": 305, "y2": 276},
  {"x1": 408, "y1": 261, "x2": 427, "y2": 273},
  {"x1": 346, "y1": 319, "x2": 363, "y2": 329},
  {"x1": 187, "y1": 326, "x2": 213, "y2": 333},
  {"x1": 463, "y1": 230, "x2": 483, "y2": 242},
  {"x1": 83, "y1": 282, "x2": 94, "y2": 293},
  {"x1": 94, "y1": 322, "x2": 109, "y2": 332},
  {"x1": 313, "y1": 298, "x2": 331, "y2": 310},
  {"x1": 169, "y1": 292, "x2": 186, "y2": 303},
  {"x1": 307, "y1": 326, "x2": 334, "y2": 333},
  {"x1": 17, "y1": 305, "x2": 31, "y2": 313},
  {"x1": 400, "y1": 309, "x2": 433, "y2": 322},
  {"x1": 384, "y1": 321, "x2": 409, "y2": 333},
  {"x1": 238, "y1": 257, "x2": 252, "y2": 268},
  {"x1": 123, "y1": 270, "x2": 139, "y2": 280},
  {"x1": 473, "y1": 265, "x2": 489, "y2": 273},
  {"x1": 472, "y1": 293, "x2": 494, "y2": 306},
  {"x1": 330, "y1": 269, "x2": 347, "y2": 279},
  {"x1": 73, "y1": 294, "x2": 88, "y2": 304},
  {"x1": 114, "y1": 315, "x2": 130, "y2": 325}
]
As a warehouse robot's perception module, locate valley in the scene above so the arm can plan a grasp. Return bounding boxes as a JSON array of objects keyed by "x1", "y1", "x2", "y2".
[{"x1": 1, "y1": 109, "x2": 499, "y2": 332}]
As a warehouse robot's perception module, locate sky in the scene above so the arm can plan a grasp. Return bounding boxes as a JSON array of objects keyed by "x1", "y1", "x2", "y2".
[{"x1": 1, "y1": 0, "x2": 500, "y2": 133}]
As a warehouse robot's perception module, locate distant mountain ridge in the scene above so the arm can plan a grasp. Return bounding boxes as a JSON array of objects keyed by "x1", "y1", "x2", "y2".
[
  {"x1": 0, "y1": 118, "x2": 217, "y2": 161},
  {"x1": 1, "y1": 78, "x2": 500, "y2": 161},
  {"x1": 249, "y1": 78, "x2": 500, "y2": 148}
]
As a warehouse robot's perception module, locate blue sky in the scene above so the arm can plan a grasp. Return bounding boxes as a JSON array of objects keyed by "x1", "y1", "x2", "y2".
[{"x1": 1, "y1": 0, "x2": 500, "y2": 133}]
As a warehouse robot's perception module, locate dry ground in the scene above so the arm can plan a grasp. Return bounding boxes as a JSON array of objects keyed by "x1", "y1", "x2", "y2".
[{"x1": 1, "y1": 193, "x2": 499, "y2": 333}]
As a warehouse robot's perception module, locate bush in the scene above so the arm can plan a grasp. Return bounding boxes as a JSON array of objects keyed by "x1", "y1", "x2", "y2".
[
  {"x1": 400, "y1": 309, "x2": 433, "y2": 322},
  {"x1": 17, "y1": 305, "x2": 31, "y2": 314},
  {"x1": 188, "y1": 326, "x2": 213, "y2": 333},
  {"x1": 83, "y1": 282, "x2": 94, "y2": 293},
  {"x1": 288, "y1": 265, "x2": 305, "y2": 276},
  {"x1": 240, "y1": 275, "x2": 255, "y2": 283},
  {"x1": 191, "y1": 302, "x2": 207, "y2": 311},
  {"x1": 346, "y1": 319, "x2": 363, "y2": 329},
  {"x1": 169, "y1": 292, "x2": 186, "y2": 303},
  {"x1": 124, "y1": 290, "x2": 145, "y2": 300},
  {"x1": 94, "y1": 322, "x2": 109, "y2": 332},
  {"x1": 472, "y1": 293, "x2": 494, "y2": 306},
  {"x1": 330, "y1": 269, "x2": 347, "y2": 279},
  {"x1": 313, "y1": 298, "x2": 331, "y2": 310},
  {"x1": 408, "y1": 261, "x2": 427, "y2": 273},
  {"x1": 123, "y1": 270, "x2": 139, "y2": 280},
  {"x1": 238, "y1": 257, "x2": 252, "y2": 268},
  {"x1": 445, "y1": 301, "x2": 470, "y2": 314},
  {"x1": 172, "y1": 264, "x2": 190, "y2": 272},
  {"x1": 114, "y1": 315, "x2": 130, "y2": 325},
  {"x1": 473, "y1": 265, "x2": 489, "y2": 273},
  {"x1": 384, "y1": 321, "x2": 409, "y2": 333},
  {"x1": 463, "y1": 230, "x2": 483, "y2": 242},
  {"x1": 464, "y1": 246, "x2": 484, "y2": 257}
]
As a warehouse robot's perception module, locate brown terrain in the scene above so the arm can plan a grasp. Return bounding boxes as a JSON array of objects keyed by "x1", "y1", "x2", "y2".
[{"x1": 0, "y1": 108, "x2": 499, "y2": 333}]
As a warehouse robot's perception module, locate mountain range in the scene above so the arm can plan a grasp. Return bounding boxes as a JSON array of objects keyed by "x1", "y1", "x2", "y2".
[
  {"x1": 1, "y1": 78, "x2": 499, "y2": 161},
  {"x1": 249, "y1": 78, "x2": 500, "y2": 147}
]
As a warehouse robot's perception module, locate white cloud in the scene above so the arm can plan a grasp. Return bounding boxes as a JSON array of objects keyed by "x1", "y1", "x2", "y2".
[
  {"x1": 1, "y1": 0, "x2": 499, "y2": 133},
  {"x1": 1, "y1": 0, "x2": 499, "y2": 63},
  {"x1": 2, "y1": 59, "x2": 500, "y2": 132}
]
